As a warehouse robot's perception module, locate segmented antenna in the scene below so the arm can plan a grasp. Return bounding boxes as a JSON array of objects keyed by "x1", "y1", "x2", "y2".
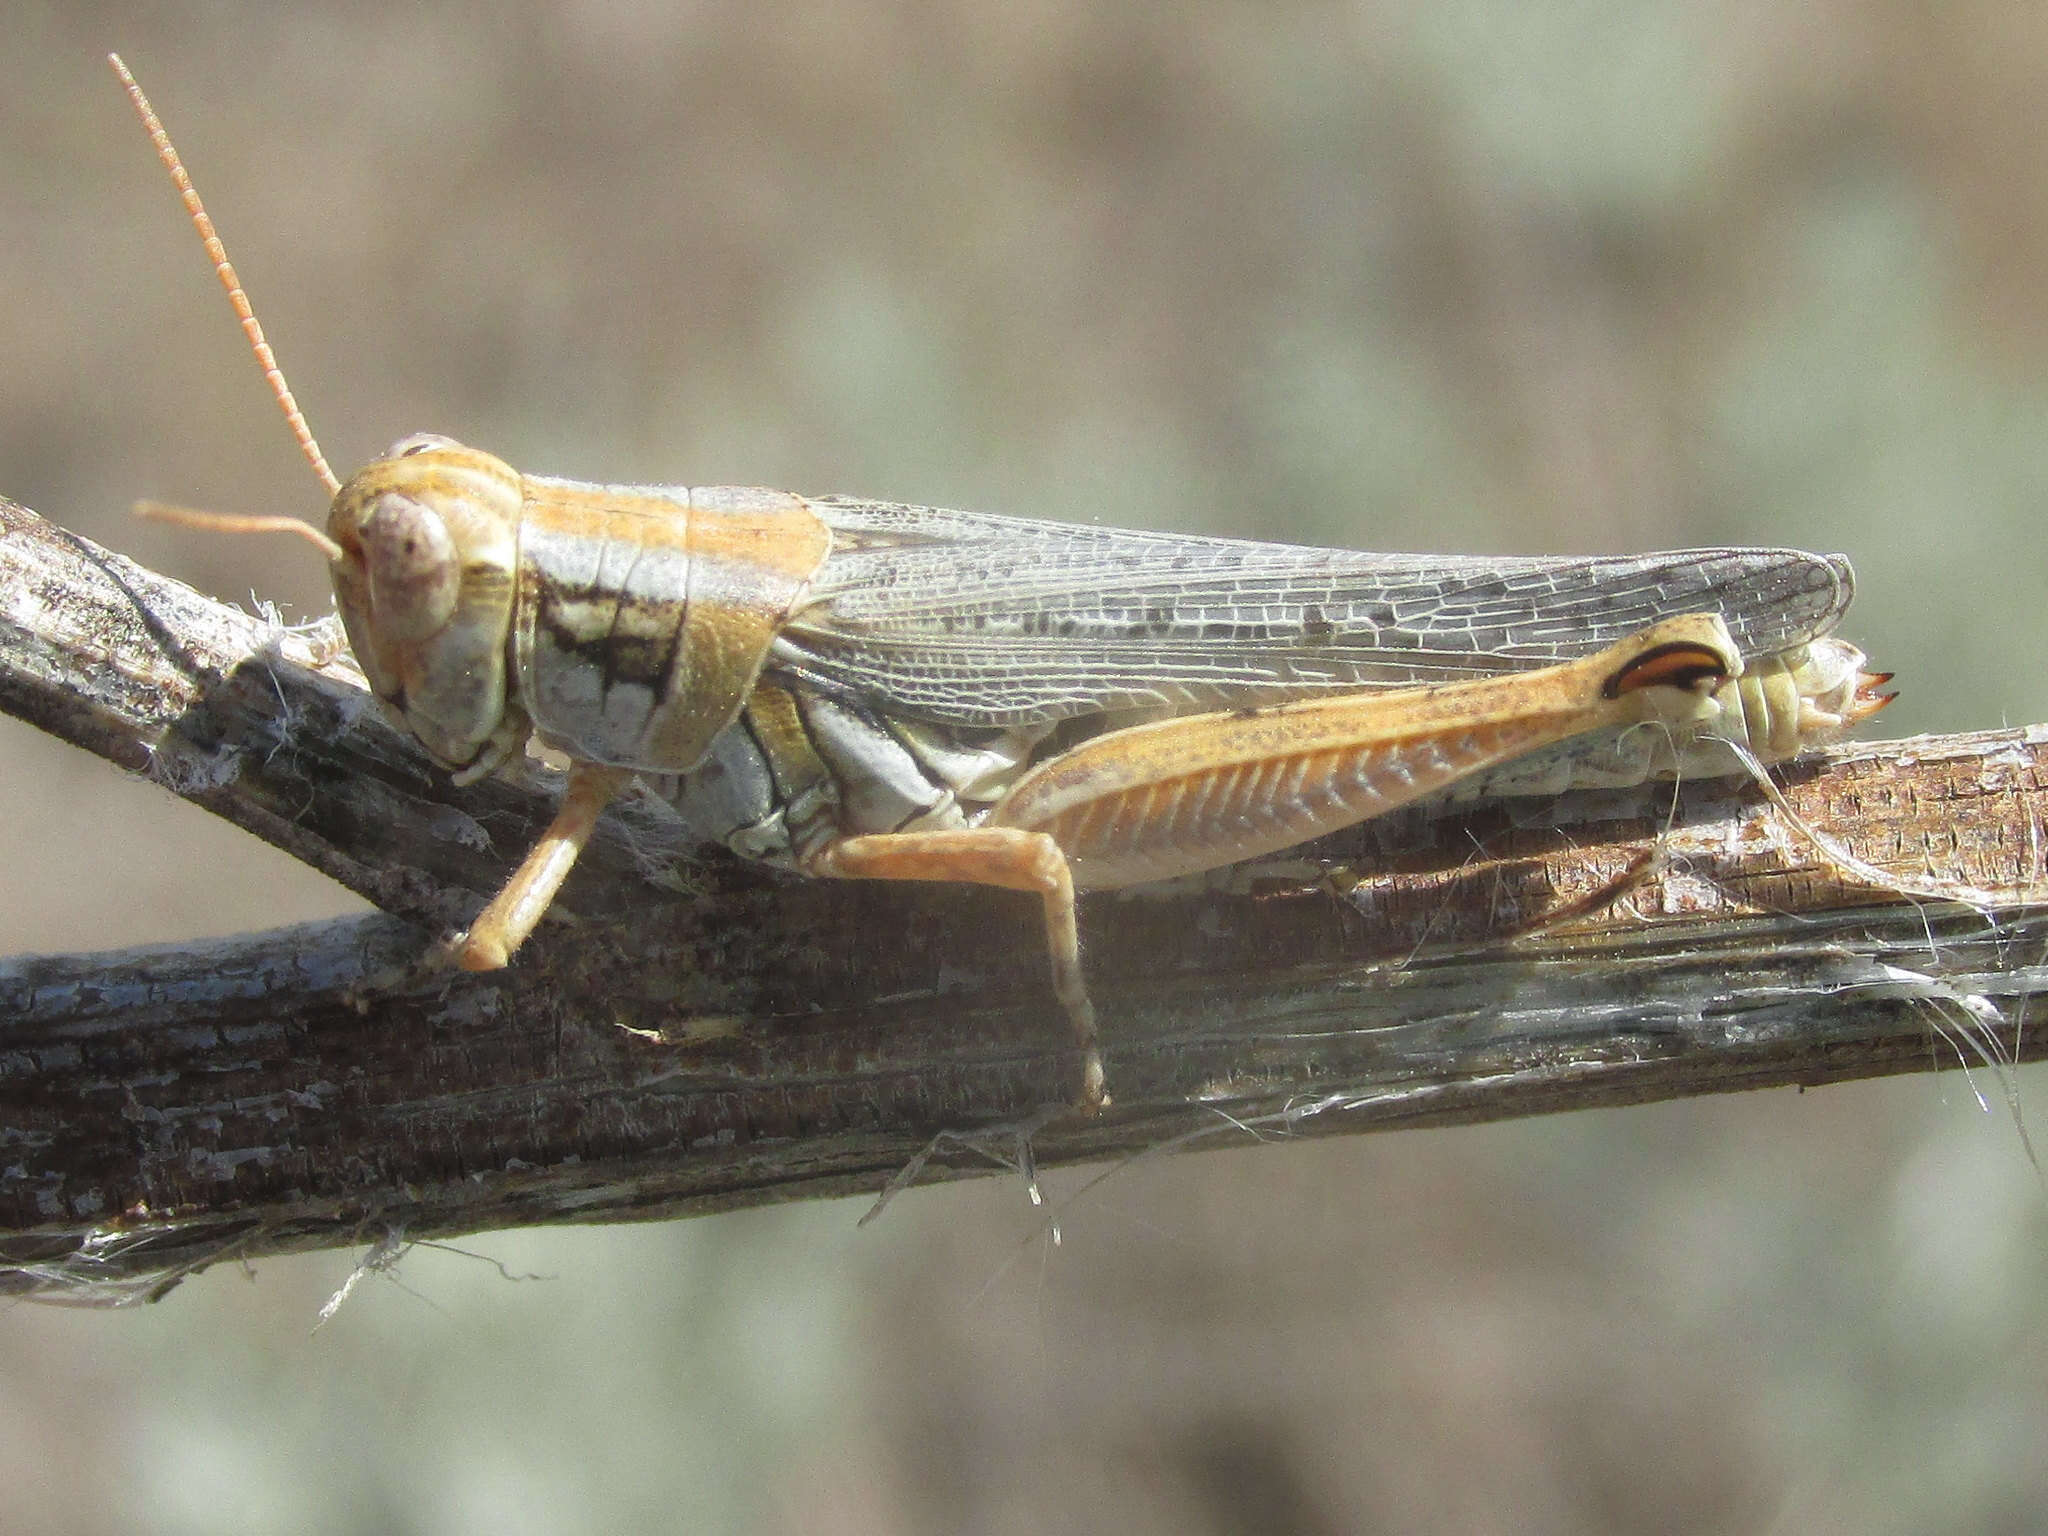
[
  {"x1": 132, "y1": 499, "x2": 344, "y2": 562},
  {"x1": 109, "y1": 52, "x2": 341, "y2": 500}
]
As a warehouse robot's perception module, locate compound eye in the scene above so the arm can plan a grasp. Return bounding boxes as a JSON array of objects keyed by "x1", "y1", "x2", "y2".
[
  {"x1": 387, "y1": 432, "x2": 461, "y2": 459},
  {"x1": 361, "y1": 492, "x2": 460, "y2": 637}
]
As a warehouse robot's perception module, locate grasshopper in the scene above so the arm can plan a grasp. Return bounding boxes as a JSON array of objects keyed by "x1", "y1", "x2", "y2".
[{"x1": 112, "y1": 56, "x2": 1890, "y2": 1108}]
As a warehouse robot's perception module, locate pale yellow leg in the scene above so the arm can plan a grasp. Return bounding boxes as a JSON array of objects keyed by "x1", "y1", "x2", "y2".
[
  {"x1": 458, "y1": 762, "x2": 630, "y2": 969},
  {"x1": 807, "y1": 828, "x2": 1105, "y2": 1110}
]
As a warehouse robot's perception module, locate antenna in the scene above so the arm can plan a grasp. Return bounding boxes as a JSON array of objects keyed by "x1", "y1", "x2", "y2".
[
  {"x1": 109, "y1": 53, "x2": 341, "y2": 501},
  {"x1": 133, "y1": 499, "x2": 344, "y2": 563}
]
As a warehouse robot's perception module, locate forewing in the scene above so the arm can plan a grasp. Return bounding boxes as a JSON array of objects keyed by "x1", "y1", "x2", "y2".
[{"x1": 773, "y1": 497, "x2": 1855, "y2": 727}]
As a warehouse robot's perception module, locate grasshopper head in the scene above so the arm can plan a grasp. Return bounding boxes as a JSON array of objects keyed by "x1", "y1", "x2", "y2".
[{"x1": 328, "y1": 435, "x2": 529, "y2": 781}]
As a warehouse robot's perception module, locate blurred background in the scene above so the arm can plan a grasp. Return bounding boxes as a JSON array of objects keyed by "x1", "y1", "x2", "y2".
[{"x1": 6, "y1": 2, "x2": 2048, "y2": 1530}]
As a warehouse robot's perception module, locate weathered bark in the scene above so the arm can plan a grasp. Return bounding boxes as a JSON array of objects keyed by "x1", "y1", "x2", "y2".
[{"x1": 3, "y1": 492, "x2": 2045, "y2": 1301}]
